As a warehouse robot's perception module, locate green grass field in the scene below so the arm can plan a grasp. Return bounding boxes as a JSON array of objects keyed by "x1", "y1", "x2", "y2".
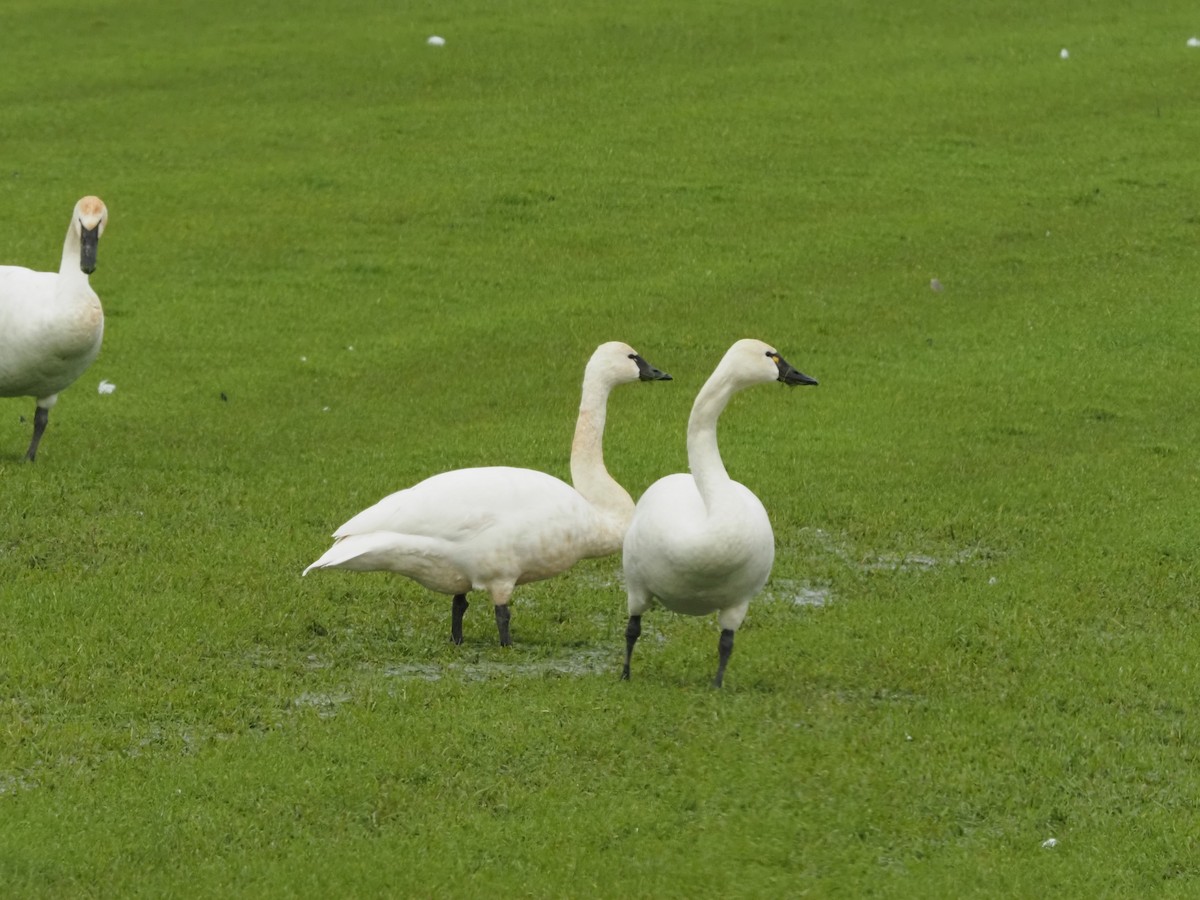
[{"x1": 3, "y1": 0, "x2": 1200, "y2": 895}]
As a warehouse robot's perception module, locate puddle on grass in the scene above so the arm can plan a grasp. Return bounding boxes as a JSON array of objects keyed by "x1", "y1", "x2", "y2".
[
  {"x1": 276, "y1": 647, "x2": 618, "y2": 714},
  {"x1": 380, "y1": 645, "x2": 614, "y2": 682},
  {"x1": 243, "y1": 647, "x2": 330, "y2": 671},
  {"x1": 292, "y1": 691, "x2": 353, "y2": 718},
  {"x1": 761, "y1": 530, "x2": 997, "y2": 608},
  {"x1": 802, "y1": 527, "x2": 996, "y2": 573},
  {"x1": 858, "y1": 548, "x2": 983, "y2": 572},
  {"x1": 0, "y1": 772, "x2": 38, "y2": 795},
  {"x1": 763, "y1": 579, "x2": 834, "y2": 607},
  {"x1": 569, "y1": 569, "x2": 623, "y2": 592}
]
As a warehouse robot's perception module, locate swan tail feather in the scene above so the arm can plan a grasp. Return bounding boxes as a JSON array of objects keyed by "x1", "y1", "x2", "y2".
[
  {"x1": 303, "y1": 531, "x2": 451, "y2": 580},
  {"x1": 304, "y1": 532, "x2": 420, "y2": 575}
]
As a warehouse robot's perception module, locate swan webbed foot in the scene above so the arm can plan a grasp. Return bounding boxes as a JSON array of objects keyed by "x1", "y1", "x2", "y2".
[
  {"x1": 24, "y1": 406, "x2": 49, "y2": 462},
  {"x1": 621, "y1": 615, "x2": 642, "y2": 681},
  {"x1": 494, "y1": 604, "x2": 512, "y2": 646},
  {"x1": 713, "y1": 628, "x2": 735, "y2": 688},
  {"x1": 450, "y1": 594, "x2": 469, "y2": 645}
]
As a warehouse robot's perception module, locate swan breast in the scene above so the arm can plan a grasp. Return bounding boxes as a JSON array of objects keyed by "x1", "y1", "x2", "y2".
[
  {"x1": 0, "y1": 269, "x2": 103, "y2": 398},
  {"x1": 623, "y1": 473, "x2": 775, "y2": 613}
]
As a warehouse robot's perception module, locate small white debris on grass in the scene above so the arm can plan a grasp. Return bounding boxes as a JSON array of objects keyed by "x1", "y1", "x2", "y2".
[
  {"x1": 300, "y1": 356, "x2": 308, "y2": 363},
  {"x1": 1188, "y1": 37, "x2": 1200, "y2": 47},
  {"x1": 322, "y1": 406, "x2": 331, "y2": 412},
  {"x1": 1060, "y1": 48, "x2": 1069, "y2": 59},
  {"x1": 427, "y1": 35, "x2": 446, "y2": 46},
  {"x1": 97, "y1": 379, "x2": 116, "y2": 395},
  {"x1": 1042, "y1": 837, "x2": 1058, "y2": 849},
  {"x1": 930, "y1": 278, "x2": 943, "y2": 292}
]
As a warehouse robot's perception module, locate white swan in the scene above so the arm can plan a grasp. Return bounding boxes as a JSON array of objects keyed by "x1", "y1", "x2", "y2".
[
  {"x1": 304, "y1": 342, "x2": 672, "y2": 645},
  {"x1": 620, "y1": 338, "x2": 818, "y2": 687},
  {"x1": 0, "y1": 196, "x2": 109, "y2": 461}
]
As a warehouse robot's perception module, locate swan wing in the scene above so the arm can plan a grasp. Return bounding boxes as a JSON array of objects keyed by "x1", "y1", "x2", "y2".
[
  {"x1": 310, "y1": 466, "x2": 604, "y2": 590},
  {"x1": 331, "y1": 467, "x2": 581, "y2": 542}
]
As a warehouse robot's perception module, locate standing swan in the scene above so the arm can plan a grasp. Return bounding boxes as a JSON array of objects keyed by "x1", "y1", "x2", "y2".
[
  {"x1": 621, "y1": 338, "x2": 817, "y2": 687},
  {"x1": 0, "y1": 196, "x2": 109, "y2": 461},
  {"x1": 304, "y1": 342, "x2": 671, "y2": 646}
]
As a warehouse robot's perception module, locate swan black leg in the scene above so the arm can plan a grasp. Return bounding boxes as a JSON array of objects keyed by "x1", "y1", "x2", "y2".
[
  {"x1": 450, "y1": 594, "x2": 469, "y2": 645},
  {"x1": 25, "y1": 406, "x2": 49, "y2": 462},
  {"x1": 494, "y1": 604, "x2": 512, "y2": 647},
  {"x1": 621, "y1": 615, "x2": 642, "y2": 681},
  {"x1": 713, "y1": 628, "x2": 735, "y2": 688}
]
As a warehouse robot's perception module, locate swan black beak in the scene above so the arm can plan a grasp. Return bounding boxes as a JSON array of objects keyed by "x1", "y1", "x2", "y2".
[
  {"x1": 774, "y1": 355, "x2": 818, "y2": 386},
  {"x1": 634, "y1": 355, "x2": 672, "y2": 382},
  {"x1": 79, "y1": 223, "x2": 100, "y2": 274}
]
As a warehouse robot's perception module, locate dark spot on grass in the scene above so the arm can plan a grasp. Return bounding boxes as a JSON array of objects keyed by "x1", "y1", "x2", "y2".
[
  {"x1": 305, "y1": 620, "x2": 328, "y2": 638},
  {"x1": 301, "y1": 175, "x2": 337, "y2": 191},
  {"x1": 997, "y1": 424, "x2": 1034, "y2": 437},
  {"x1": 335, "y1": 262, "x2": 389, "y2": 277},
  {"x1": 494, "y1": 190, "x2": 556, "y2": 207},
  {"x1": 1115, "y1": 177, "x2": 1167, "y2": 190}
]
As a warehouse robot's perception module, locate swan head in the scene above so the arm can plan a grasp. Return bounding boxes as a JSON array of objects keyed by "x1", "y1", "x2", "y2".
[
  {"x1": 724, "y1": 338, "x2": 819, "y2": 389},
  {"x1": 586, "y1": 341, "x2": 673, "y2": 387},
  {"x1": 72, "y1": 196, "x2": 108, "y2": 274}
]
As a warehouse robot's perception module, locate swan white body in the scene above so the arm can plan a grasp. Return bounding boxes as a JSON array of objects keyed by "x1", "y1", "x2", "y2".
[
  {"x1": 0, "y1": 197, "x2": 109, "y2": 461},
  {"x1": 307, "y1": 466, "x2": 620, "y2": 595},
  {"x1": 621, "y1": 338, "x2": 817, "y2": 686},
  {"x1": 624, "y1": 474, "x2": 775, "y2": 625},
  {"x1": 305, "y1": 342, "x2": 671, "y2": 645}
]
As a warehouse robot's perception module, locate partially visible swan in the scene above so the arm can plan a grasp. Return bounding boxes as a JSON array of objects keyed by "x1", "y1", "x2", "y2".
[
  {"x1": 620, "y1": 338, "x2": 817, "y2": 687},
  {"x1": 304, "y1": 342, "x2": 672, "y2": 646},
  {"x1": 0, "y1": 196, "x2": 109, "y2": 461}
]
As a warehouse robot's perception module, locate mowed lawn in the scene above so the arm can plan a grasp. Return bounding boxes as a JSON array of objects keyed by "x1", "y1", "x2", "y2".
[{"x1": 2, "y1": 0, "x2": 1199, "y2": 895}]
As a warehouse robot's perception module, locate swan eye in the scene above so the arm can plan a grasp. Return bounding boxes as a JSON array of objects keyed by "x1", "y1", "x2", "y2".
[
  {"x1": 628, "y1": 353, "x2": 637, "y2": 360},
  {"x1": 767, "y1": 352, "x2": 780, "y2": 363}
]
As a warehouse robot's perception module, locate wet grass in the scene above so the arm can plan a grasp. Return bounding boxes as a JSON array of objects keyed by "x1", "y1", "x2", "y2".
[{"x1": 3, "y1": 0, "x2": 1200, "y2": 895}]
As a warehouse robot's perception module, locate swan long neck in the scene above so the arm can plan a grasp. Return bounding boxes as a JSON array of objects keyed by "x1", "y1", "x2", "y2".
[
  {"x1": 686, "y1": 369, "x2": 737, "y2": 510},
  {"x1": 59, "y1": 222, "x2": 85, "y2": 283},
  {"x1": 569, "y1": 373, "x2": 634, "y2": 519}
]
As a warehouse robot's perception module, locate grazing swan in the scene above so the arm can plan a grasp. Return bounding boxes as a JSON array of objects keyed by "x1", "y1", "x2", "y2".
[
  {"x1": 304, "y1": 342, "x2": 671, "y2": 646},
  {"x1": 0, "y1": 196, "x2": 109, "y2": 461},
  {"x1": 621, "y1": 338, "x2": 818, "y2": 687}
]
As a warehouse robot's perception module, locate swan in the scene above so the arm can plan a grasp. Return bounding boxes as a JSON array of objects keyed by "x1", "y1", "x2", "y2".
[
  {"x1": 304, "y1": 342, "x2": 672, "y2": 646},
  {"x1": 620, "y1": 338, "x2": 818, "y2": 687},
  {"x1": 0, "y1": 196, "x2": 109, "y2": 461}
]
